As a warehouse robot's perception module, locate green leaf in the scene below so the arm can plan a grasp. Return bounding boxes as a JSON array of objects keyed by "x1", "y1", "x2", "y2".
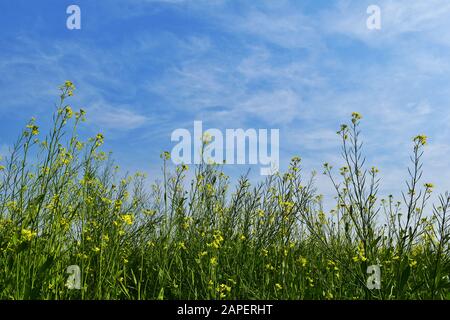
[
  {"x1": 399, "y1": 265, "x2": 411, "y2": 292},
  {"x1": 157, "y1": 287, "x2": 165, "y2": 300}
]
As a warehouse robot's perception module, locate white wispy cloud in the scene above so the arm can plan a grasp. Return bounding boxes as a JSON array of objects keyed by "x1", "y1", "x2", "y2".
[
  {"x1": 87, "y1": 102, "x2": 149, "y2": 131},
  {"x1": 0, "y1": 36, "x2": 150, "y2": 133},
  {"x1": 322, "y1": 0, "x2": 450, "y2": 46},
  {"x1": 2, "y1": 0, "x2": 450, "y2": 210}
]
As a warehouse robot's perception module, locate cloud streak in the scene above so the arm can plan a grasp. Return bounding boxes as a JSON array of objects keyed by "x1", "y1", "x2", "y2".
[{"x1": 1, "y1": 0, "x2": 450, "y2": 209}]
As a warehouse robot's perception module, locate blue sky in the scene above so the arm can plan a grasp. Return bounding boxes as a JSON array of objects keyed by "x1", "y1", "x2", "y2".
[{"x1": 1, "y1": 0, "x2": 450, "y2": 208}]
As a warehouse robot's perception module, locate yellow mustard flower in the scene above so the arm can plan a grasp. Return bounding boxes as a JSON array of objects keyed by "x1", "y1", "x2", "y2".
[
  {"x1": 65, "y1": 106, "x2": 73, "y2": 118},
  {"x1": 298, "y1": 257, "x2": 308, "y2": 267},
  {"x1": 351, "y1": 112, "x2": 362, "y2": 123},
  {"x1": 21, "y1": 228, "x2": 37, "y2": 241},
  {"x1": 414, "y1": 134, "x2": 427, "y2": 146},
  {"x1": 120, "y1": 214, "x2": 134, "y2": 226},
  {"x1": 178, "y1": 242, "x2": 187, "y2": 250},
  {"x1": 261, "y1": 249, "x2": 269, "y2": 257}
]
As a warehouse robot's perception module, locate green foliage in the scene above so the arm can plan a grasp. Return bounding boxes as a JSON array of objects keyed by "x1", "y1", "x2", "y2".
[{"x1": 0, "y1": 83, "x2": 449, "y2": 300}]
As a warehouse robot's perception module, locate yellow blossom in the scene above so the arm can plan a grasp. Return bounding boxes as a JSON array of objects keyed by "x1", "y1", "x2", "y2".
[
  {"x1": 64, "y1": 80, "x2": 75, "y2": 89},
  {"x1": 26, "y1": 124, "x2": 39, "y2": 136},
  {"x1": 414, "y1": 134, "x2": 427, "y2": 146},
  {"x1": 95, "y1": 133, "x2": 104, "y2": 147},
  {"x1": 424, "y1": 183, "x2": 434, "y2": 191},
  {"x1": 351, "y1": 112, "x2": 362, "y2": 123},
  {"x1": 65, "y1": 106, "x2": 73, "y2": 118},
  {"x1": 217, "y1": 283, "x2": 232, "y2": 298},
  {"x1": 120, "y1": 214, "x2": 134, "y2": 225},
  {"x1": 298, "y1": 257, "x2": 308, "y2": 267},
  {"x1": 21, "y1": 228, "x2": 37, "y2": 241},
  {"x1": 307, "y1": 276, "x2": 314, "y2": 287},
  {"x1": 144, "y1": 209, "x2": 156, "y2": 216},
  {"x1": 265, "y1": 264, "x2": 275, "y2": 271}
]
